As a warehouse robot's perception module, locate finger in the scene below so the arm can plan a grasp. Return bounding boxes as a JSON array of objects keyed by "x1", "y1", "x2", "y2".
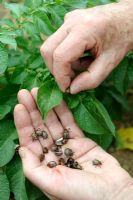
[
  {"x1": 72, "y1": 56, "x2": 94, "y2": 72},
  {"x1": 40, "y1": 25, "x2": 68, "y2": 73},
  {"x1": 18, "y1": 89, "x2": 53, "y2": 147},
  {"x1": 45, "y1": 111, "x2": 64, "y2": 140},
  {"x1": 53, "y1": 31, "x2": 95, "y2": 91},
  {"x1": 54, "y1": 101, "x2": 84, "y2": 138},
  {"x1": 70, "y1": 51, "x2": 116, "y2": 94},
  {"x1": 14, "y1": 104, "x2": 42, "y2": 154}
]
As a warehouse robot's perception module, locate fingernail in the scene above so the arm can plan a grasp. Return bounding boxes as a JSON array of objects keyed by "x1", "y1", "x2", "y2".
[
  {"x1": 70, "y1": 85, "x2": 79, "y2": 94},
  {"x1": 19, "y1": 147, "x2": 26, "y2": 158}
]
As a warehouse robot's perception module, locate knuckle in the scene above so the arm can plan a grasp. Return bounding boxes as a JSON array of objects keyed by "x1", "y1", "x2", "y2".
[
  {"x1": 89, "y1": 78, "x2": 99, "y2": 89},
  {"x1": 64, "y1": 9, "x2": 81, "y2": 21},
  {"x1": 71, "y1": 9, "x2": 81, "y2": 15},
  {"x1": 64, "y1": 12, "x2": 72, "y2": 21},
  {"x1": 95, "y1": 16, "x2": 108, "y2": 27},
  {"x1": 84, "y1": 13, "x2": 108, "y2": 29},
  {"x1": 23, "y1": 168, "x2": 31, "y2": 177},
  {"x1": 40, "y1": 44, "x2": 51, "y2": 58},
  {"x1": 40, "y1": 44, "x2": 44, "y2": 54},
  {"x1": 53, "y1": 50, "x2": 64, "y2": 62}
]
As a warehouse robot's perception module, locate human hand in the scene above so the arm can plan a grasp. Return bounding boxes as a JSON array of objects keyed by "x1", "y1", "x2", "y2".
[
  {"x1": 14, "y1": 89, "x2": 133, "y2": 200},
  {"x1": 40, "y1": 1, "x2": 133, "y2": 94}
]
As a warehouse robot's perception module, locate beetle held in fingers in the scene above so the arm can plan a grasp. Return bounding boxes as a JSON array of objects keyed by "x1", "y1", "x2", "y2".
[{"x1": 15, "y1": 144, "x2": 20, "y2": 154}]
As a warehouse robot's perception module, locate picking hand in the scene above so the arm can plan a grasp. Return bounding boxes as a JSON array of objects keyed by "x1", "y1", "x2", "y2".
[
  {"x1": 14, "y1": 89, "x2": 133, "y2": 200},
  {"x1": 40, "y1": 1, "x2": 133, "y2": 94}
]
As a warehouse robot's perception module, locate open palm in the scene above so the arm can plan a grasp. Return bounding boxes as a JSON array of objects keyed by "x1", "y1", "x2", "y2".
[{"x1": 14, "y1": 89, "x2": 132, "y2": 200}]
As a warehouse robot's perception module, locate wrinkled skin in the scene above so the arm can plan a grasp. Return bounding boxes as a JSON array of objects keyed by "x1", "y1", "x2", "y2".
[
  {"x1": 14, "y1": 89, "x2": 133, "y2": 200},
  {"x1": 40, "y1": 1, "x2": 133, "y2": 94}
]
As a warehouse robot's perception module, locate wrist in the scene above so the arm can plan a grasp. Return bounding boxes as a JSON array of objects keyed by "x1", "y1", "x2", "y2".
[
  {"x1": 109, "y1": 1, "x2": 133, "y2": 52},
  {"x1": 91, "y1": 0, "x2": 133, "y2": 53},
  {"x1": 115, "y1": 181, "x2": 133, "y2": 200}
]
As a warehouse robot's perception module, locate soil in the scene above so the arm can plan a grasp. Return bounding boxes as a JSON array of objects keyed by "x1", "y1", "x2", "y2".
[
  {"x1": 109, "y1": 148, "x2": 133, "y2": 177},
  {"x1": 109, "y1": 91, "x2": 133, "y2": 177},
  {"x1": 0, "y1": 4, "x2": 9, "y2": 18}
]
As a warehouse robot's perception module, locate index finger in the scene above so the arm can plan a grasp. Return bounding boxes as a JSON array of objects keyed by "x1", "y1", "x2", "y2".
[
  {"x1": 53, "y1": 30, "x2": 95, "y2": 92},
  {"x1": 40, "y1": 25, "x2": 68, "y2": 73},
  {"x1": 14, "y1": 104, "x2": 42, "y2": 154}
]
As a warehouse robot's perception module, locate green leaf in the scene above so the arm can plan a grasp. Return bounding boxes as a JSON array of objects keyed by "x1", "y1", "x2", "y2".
[
  {"x1": 112, "y1": 58, "x2": 129, "y2": 95},
  {"x1": 37, "y1": 80, "x2": 63, "y2": 119},
  {"x1": 0, "y1": 44, "x2": 8, "y2": 74},
  {"x1": 0, "y1": 105, "x2": 11, "y2": 120},
  {"x1": 85, "y1": 98, "x2": 115, "y2": 136},
  {"x1": 73, "y1": 96, "x2": 115, "y2": 136},
  {"x1": 0, "y1": 170, "x2": 10, "y2": 200},
  {"x1": 88, "y1": 132, "x2": 113, "y2": 150},
  {"x1": 6, "y1": 156, "x2": 28, "y2": 200},
  {"x1": 64, "y1": 94, "x2": 80, "y2": 109},
  {"x1": 29, "y1": 56, "x2": 44, "y2": 69},
  {"x1": 73, "y1": 102, "x2": 108, "y2": 135},
  {"x1": 0, "y1": 74, "x2": 8, "y2": 85},
  {"x1": 26, "y1": 180, "x2": 45, "y2": 200},
  {"x1": 65, "y1": 0, "x2": 88, "y2": 8},
  {"x1": 21, "y1": 71, "x2": 41, "y2": 90},
  {"x1": 127, "y1": 57, "x2": 133, "y2": 81},
  {"x1": 34, "y1": 11, "x2": 55, "y2": 35},
  {"x1": 24, "y1": 0, "x2": 43, "y2": 8},
  {"x1": 8, "y1": 50, "x2": 30, "y2": 67},
  {"x1": 0, "y1": 35, "x2": 17, "y2": 49},
  {"x1": 48, "y1": 5, "x2": 67, "y2": 28},
  {"x1": 0, "y1": 19, "x2": 14, "y2": 27},
  {"x1": 108, "y1": 89, "x2": 130, "y2": 111},
  {"x1": 0, "y1": 120, "x2": 17, "y2": 167},
  {"x1": 16, "y1": 36, "x2": 29, "y2": 49},
  {"x1": 11, "y1": 67, "x2": 27, "y2": 84},
  {"x1": 23, "y1": 21, "x2": 39, "y2": 36},
  {"x1": 5, "y1": 3, "x2": 28, "y2": 18},
  {"x1": 0, "y1": 84, "x2": 19, "y2": 108}
]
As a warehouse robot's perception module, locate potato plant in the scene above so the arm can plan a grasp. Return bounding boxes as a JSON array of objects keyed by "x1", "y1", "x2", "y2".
[{"x1": 0, "y1": 0, "x2": 133, "y2": 199}]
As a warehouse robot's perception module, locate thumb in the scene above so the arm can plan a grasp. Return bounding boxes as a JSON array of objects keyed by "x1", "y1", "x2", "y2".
[
  {"x1": 19, "y1": 147, "x2": 41, "y2": 170},
  {"x1": 19, "y1": 147, "x2": 50, "y2": 192},
  {"x1": 70, "y1": 51, "x2": 116, "y2": 94}
]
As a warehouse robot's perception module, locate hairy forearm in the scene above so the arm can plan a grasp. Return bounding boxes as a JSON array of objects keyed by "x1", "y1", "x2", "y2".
[
  {"x1": 118, "y1": 0, "x2": 133, "y2": 50},
  {"x1": 103, "y1": 0, "x2": 133, "y2": 51}
]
